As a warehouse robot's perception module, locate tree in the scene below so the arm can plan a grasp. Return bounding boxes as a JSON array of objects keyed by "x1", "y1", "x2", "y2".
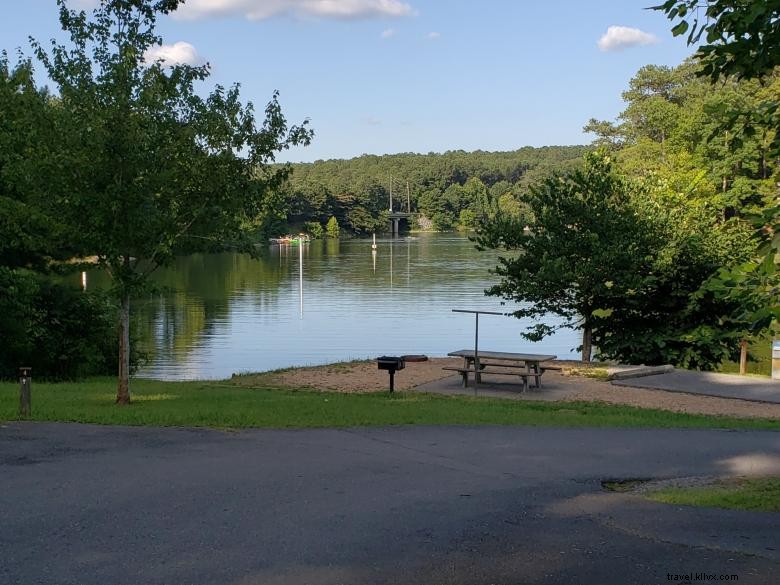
[
  {"x1": 582, "y1": 118, "x2": 623, "y2": 150},
  {"x1": 475, "y1": 152, "x2": 650, "y2": 362},
  {"x1": 32, "y1": 0, "x2": 311, "y2": 402},
  {"x1": 475, "y1": 151, "x2": 750, "y2": 367},
  {"x1": 653, "y1": 0, "x2": 780, "y2": 82},
  {"x1": 325, "y1": 216, "x2": 340, "y2": 238},
  {"x1": 655, "y1": 0, "x2": 779, "y2": 338},
  {"x1": 303, "y1": 221, "x2": 323, "y2": 239},
  {"x1": 0, "y1": 57, "x2": 70, "y2": 270}
]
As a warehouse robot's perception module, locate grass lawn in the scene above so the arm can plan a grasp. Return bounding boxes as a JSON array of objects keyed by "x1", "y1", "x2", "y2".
[
  {"x1": 1, "y1": 377, "x2": 780, "y2": 430},
  {"x1": 647, "y1": 477, "x2": 780, "y2": 512}
]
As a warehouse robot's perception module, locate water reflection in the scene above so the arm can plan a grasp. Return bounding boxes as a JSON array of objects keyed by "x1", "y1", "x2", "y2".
[{"x1": 86, "y1": 233, "x2": 578, "y2": 379}]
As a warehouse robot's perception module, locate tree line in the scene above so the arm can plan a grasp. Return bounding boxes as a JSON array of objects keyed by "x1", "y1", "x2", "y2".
[{"x1": 272, "y1": 146, "x2": 587, "y2": 235}]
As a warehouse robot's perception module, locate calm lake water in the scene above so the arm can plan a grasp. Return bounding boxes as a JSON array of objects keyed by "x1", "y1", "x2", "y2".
[{"x1": 89, "y1": 233, "x2": 579, "y2": 380}]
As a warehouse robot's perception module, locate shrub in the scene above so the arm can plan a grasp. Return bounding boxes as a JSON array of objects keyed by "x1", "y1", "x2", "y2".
[
  {"x1": 303, "y1": 221, "x2": 323, "y2": 239},
  {"x1": 0, "y1": 268, "x2": 139, "y2": 379}
]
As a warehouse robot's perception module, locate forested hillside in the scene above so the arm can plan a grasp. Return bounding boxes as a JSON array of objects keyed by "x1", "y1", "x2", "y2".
[{"x1": 271, "y1": 146, "x2": 587, "y2": 235}]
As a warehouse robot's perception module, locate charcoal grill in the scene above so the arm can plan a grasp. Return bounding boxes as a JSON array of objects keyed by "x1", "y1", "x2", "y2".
[{"x1": 376, "y1": 354, "x2": 428, "y2": 392}]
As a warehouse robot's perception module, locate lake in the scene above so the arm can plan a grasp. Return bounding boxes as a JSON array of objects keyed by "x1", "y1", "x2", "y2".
[{"x1": 88, "y1": 233, "x2": 579, "y2": 379}]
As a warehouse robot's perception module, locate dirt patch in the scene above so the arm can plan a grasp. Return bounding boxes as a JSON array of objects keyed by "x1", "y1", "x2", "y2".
[{"x1": 233, "y1": 358, "x2": 463, "y2": 393}]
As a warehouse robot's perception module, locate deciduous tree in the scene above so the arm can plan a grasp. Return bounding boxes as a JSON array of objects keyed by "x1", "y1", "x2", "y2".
[{"x1": 32, "y1": 0, "x2": 312, "y2": 402}]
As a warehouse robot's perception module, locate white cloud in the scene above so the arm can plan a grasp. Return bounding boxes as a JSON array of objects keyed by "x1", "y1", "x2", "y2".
[
  {"x1": 426, "y1": 31, "x2": 440, "y2": 40},
  {"x1": 381, "y1": 28, "x2": 395, "y2": 38},
  {"x1": 144, "y1": 42, "x2": 204, "y2": 66},
  {"x1": 174, "y1": 0, "x2": 414, "y2": 21},
  {"x1": 597, "y1": 26, "x2": 658, "y2": 52}
]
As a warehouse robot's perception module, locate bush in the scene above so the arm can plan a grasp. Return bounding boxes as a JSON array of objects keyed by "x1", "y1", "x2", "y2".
[
  {"x1": 303, "y1": 221, "x2": 323, "y2": 239},
  {"x1": 0, "y1": 268, "x2": 137, "y2": 379}
]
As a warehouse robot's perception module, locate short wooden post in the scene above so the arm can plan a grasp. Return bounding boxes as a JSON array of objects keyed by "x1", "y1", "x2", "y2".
[
  {"x1": 19, "y1": 367, "x2": 31, "y2": 418},
  {"x1": 739, "y1": 340, "x2": 748, "y2": 375}
]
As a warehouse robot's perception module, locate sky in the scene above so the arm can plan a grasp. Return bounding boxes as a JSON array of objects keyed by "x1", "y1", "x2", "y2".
[{"x1": 0, "y1": 1, "x2": 695, "y2": 163}]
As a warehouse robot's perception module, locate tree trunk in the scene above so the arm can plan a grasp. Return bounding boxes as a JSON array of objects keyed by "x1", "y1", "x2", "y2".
[
  {"x1": 739, "y1": 339, "x2": 748, "y2": 375},
  {"x1": 116, "y1": 292, "x2": 131, "y2": 404},
  {"x1": 581, "y1": 325, "x2": 592, "y2": 363}
]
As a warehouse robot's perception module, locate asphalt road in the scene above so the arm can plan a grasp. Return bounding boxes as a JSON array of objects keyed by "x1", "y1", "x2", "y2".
[
  {"x1": 611, "y1": 370, "x2": 780, "y2": 404},
  {"x1": 1, "y1": 423, "x2": 779, "y2": 585}
]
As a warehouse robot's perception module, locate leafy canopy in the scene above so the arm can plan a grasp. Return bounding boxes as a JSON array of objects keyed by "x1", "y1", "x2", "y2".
[
  {"x1": 476, "y1": 151, "x2": 751, "y2": 369},
  {"x1": 29, "y1": 0, "x2": 312, "y2": 401}
]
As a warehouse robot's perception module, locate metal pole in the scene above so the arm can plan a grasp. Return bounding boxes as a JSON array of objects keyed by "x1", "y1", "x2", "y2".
[
  {"x1": 19, "y1": 367, "x2": 31, "y2": 418},
  {"x1": 474, "y1": 313, "x2": 480, "y2": 390},
  {"x1": 451, "y1": 309, "x2": 508, "y2": 391}
]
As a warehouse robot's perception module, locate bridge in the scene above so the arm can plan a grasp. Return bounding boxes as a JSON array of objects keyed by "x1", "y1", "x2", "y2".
[
  {"x1": 386, "y1": 179, "x2": 415, "y2": 235},
  {"x1": 388, "y1": 211, "x2": 412, "y2": 236}
]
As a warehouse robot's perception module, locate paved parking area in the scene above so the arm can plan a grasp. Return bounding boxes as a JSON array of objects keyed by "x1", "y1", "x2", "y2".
[
  {"x1": 613, "y1": 370, "x2": 780, "y2": 404},
  {"x1": 1, "y1": 422, "x2": 779, "y2": 584}
]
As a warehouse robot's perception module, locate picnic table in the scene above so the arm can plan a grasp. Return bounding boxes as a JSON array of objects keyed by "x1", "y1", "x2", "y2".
[{"x1": 445, "y1": 349, "x2": 558, "y2": 391}]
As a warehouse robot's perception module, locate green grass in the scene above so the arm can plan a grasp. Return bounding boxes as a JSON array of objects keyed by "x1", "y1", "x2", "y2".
[
  {"x1": 647, "y1": 477, "x2": 780, "y2": 512},
  {"x1": 2, "y1": 377, "x2": 780, "y2": 430},
  {"x1": 720, "y1": 337, "x2": 773, "y2": 377}
]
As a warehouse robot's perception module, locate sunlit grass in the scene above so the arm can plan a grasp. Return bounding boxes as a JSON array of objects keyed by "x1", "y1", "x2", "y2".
[
  {"x1": 2, "y1": 377, "x2": 780, "y2": 430},
  {"x1": 647, "y1": 477, "x2": 780, "y2": 512}
]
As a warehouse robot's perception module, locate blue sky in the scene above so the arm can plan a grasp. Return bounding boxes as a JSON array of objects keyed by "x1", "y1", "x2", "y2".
[{"x1": 1, "y1": 1, "x2": 694, "y2": 162}]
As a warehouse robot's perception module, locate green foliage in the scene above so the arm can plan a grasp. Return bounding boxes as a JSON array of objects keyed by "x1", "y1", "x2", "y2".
[
  {"x1": 303, "y1": 221, "x2": 323, "y2": 239},
  {"x1": 653, "y1": 0, "x2": 780, "y2": 82},
  {"x1": 476, "y1": 151, "x2": 750, "y2": 369},
  {"x1": 0, "y1": 268, "x2": 137, "y2": 380},
  {"x1": 26, "y1": 0, "x2": 311, "y2": 401},
  {"x1": 652, "y1": 1, "x2": 779, "y2": 338},
  {"x1": 697, "y1": 205, "x2": 780, "y2": 335},
  {"x1": 0, "y1": 56, "x2": 74, "y2": 270},
  {"x1": 476, "y1": 151, "x2": 646, "y2": 358},
  {"x1": 325, "y1": 216, "x2": 340, "y2": 238},
  {"x1": 279, "y1": 146, "x2": 586, "y2": 234}
]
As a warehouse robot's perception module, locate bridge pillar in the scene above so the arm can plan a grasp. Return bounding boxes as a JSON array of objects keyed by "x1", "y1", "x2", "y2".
[{"x1": 391, "y1": 218, "x2": 399, "y2": 236}]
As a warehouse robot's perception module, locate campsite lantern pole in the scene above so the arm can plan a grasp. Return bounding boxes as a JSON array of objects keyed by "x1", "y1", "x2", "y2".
[{"x1": 452, "y1": 309, "x2": 506, "y2": 391}]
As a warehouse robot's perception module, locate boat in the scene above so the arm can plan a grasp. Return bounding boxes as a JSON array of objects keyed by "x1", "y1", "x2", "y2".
[{"x1": 270, "y1": 234, "x2": 311, "y2": 245}]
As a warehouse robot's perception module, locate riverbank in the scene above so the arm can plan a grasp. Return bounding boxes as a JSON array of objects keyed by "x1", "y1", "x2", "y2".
[{"x1": 1, "y1": 369, "x2": 779, "y2": 430}]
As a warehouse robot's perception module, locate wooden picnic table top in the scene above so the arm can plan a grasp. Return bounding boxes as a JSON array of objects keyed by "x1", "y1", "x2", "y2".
[{"x1": 447, "y1": 350, "x2": 557, "y2": 363}]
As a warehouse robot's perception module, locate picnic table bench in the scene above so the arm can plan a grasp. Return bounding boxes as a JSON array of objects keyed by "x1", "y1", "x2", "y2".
[{"x1": 445, "y1": 349, "x2": 558, "y2": 392}]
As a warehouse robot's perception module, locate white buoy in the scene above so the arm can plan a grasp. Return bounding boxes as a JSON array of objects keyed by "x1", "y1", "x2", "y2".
[{"x1": 371, "y1": 233, "x2": 377, "y2": 250}]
